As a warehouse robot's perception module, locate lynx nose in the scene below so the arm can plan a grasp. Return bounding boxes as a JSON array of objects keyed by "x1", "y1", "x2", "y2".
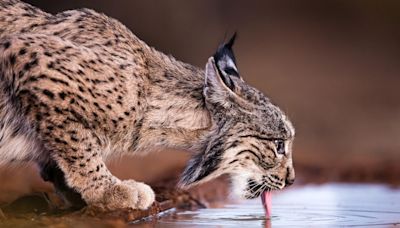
[
  {"x1": 285, "y1": 167, "x2": 295, "y2": 186},
  {"x1": 285, "y1": 176, "x2": 295, "y2": 186}
]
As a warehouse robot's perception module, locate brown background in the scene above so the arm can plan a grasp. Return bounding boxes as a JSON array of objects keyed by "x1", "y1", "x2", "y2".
[{"x1": 1, "y1": 0, "x2": 400, "y2": 203}]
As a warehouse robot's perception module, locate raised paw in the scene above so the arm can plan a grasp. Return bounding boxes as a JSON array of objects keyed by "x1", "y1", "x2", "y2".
[{"x1": 102, "y1": 180, "x2": 155, "y2": 210}]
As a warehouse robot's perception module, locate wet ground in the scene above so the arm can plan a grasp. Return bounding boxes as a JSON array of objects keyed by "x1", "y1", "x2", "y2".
[
  {"x1": 137, "y1": 184, "x2": 400, "y2": 227},
  {"x1": 1, "y1": 183, "x2": 399, "y2": 227}
]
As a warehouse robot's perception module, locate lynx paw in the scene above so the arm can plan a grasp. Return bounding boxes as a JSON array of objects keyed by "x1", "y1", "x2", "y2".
[{"x1": 103, "y1": 180, "x2": 155, "y2": 210}]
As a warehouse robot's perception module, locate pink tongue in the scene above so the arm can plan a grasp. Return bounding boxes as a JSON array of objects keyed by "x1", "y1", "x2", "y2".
[{"x1": 261, "y1": 191, "x2": 272, "y2": 218}]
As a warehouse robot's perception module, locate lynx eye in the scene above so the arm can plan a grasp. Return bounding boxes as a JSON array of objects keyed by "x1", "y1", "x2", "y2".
[{"x1": 274, "y1": 139, "x2": 285, "y2": 155}]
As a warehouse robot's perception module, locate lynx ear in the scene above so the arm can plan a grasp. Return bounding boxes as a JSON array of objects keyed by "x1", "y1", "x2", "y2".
[
  {"x1": 212, "y1": 33, "x2": 241, "y2": 90},
  {"x1": 204, "y1": 34, "x2": 241, "y2": 105}
]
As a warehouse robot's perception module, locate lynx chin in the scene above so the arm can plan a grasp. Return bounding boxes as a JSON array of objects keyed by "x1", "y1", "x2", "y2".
[{"x1": 0, "y1": 0, "x2": 295, "y2": 210}]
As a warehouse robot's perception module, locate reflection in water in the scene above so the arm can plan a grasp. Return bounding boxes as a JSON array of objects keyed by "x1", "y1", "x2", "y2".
[{"x1": 135, "y1": 184, "x2": 400, "y2": 227}]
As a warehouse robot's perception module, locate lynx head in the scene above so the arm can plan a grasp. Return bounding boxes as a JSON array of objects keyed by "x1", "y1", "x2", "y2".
[{"x1": 179, "y1": 34, "x2": 295, "y2": 199}]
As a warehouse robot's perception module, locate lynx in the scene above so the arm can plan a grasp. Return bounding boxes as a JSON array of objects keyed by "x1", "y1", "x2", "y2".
[{"x1": 0, "y1": 0, "x2": 295, "y2": 210}]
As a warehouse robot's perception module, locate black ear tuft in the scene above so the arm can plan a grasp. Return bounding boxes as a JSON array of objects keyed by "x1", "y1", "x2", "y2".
[
  {"x1": 213, "y1": 33, "x2": 240, "y2": 90},
  {"x1": 225, "y1": 32, "x2": 237, "y2": 49}
]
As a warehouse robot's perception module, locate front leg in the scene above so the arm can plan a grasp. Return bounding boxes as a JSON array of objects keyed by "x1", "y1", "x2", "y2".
[{"x1": 40, "y1": 124, "x2": 155, "y2": 210}]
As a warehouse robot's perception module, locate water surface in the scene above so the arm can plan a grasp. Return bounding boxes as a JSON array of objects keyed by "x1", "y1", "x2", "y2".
[{"x1": 137, "y1": 184, "x2": 400, "y2": 227}]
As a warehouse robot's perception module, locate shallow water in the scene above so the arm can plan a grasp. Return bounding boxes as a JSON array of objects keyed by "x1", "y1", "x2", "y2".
[{"x1": 138, "y1": 184, "x2": 400, "y2": 227}]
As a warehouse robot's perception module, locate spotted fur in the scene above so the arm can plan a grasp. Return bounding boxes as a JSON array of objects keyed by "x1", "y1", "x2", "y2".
[{"x1": 0, "y1": 0, "x2": 295, "y2": 209}]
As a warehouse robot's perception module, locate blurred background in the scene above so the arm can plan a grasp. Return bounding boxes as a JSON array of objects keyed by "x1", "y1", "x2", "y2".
[{"x1": 1, "y1": 0, "x2": 400, "y2": 204}]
